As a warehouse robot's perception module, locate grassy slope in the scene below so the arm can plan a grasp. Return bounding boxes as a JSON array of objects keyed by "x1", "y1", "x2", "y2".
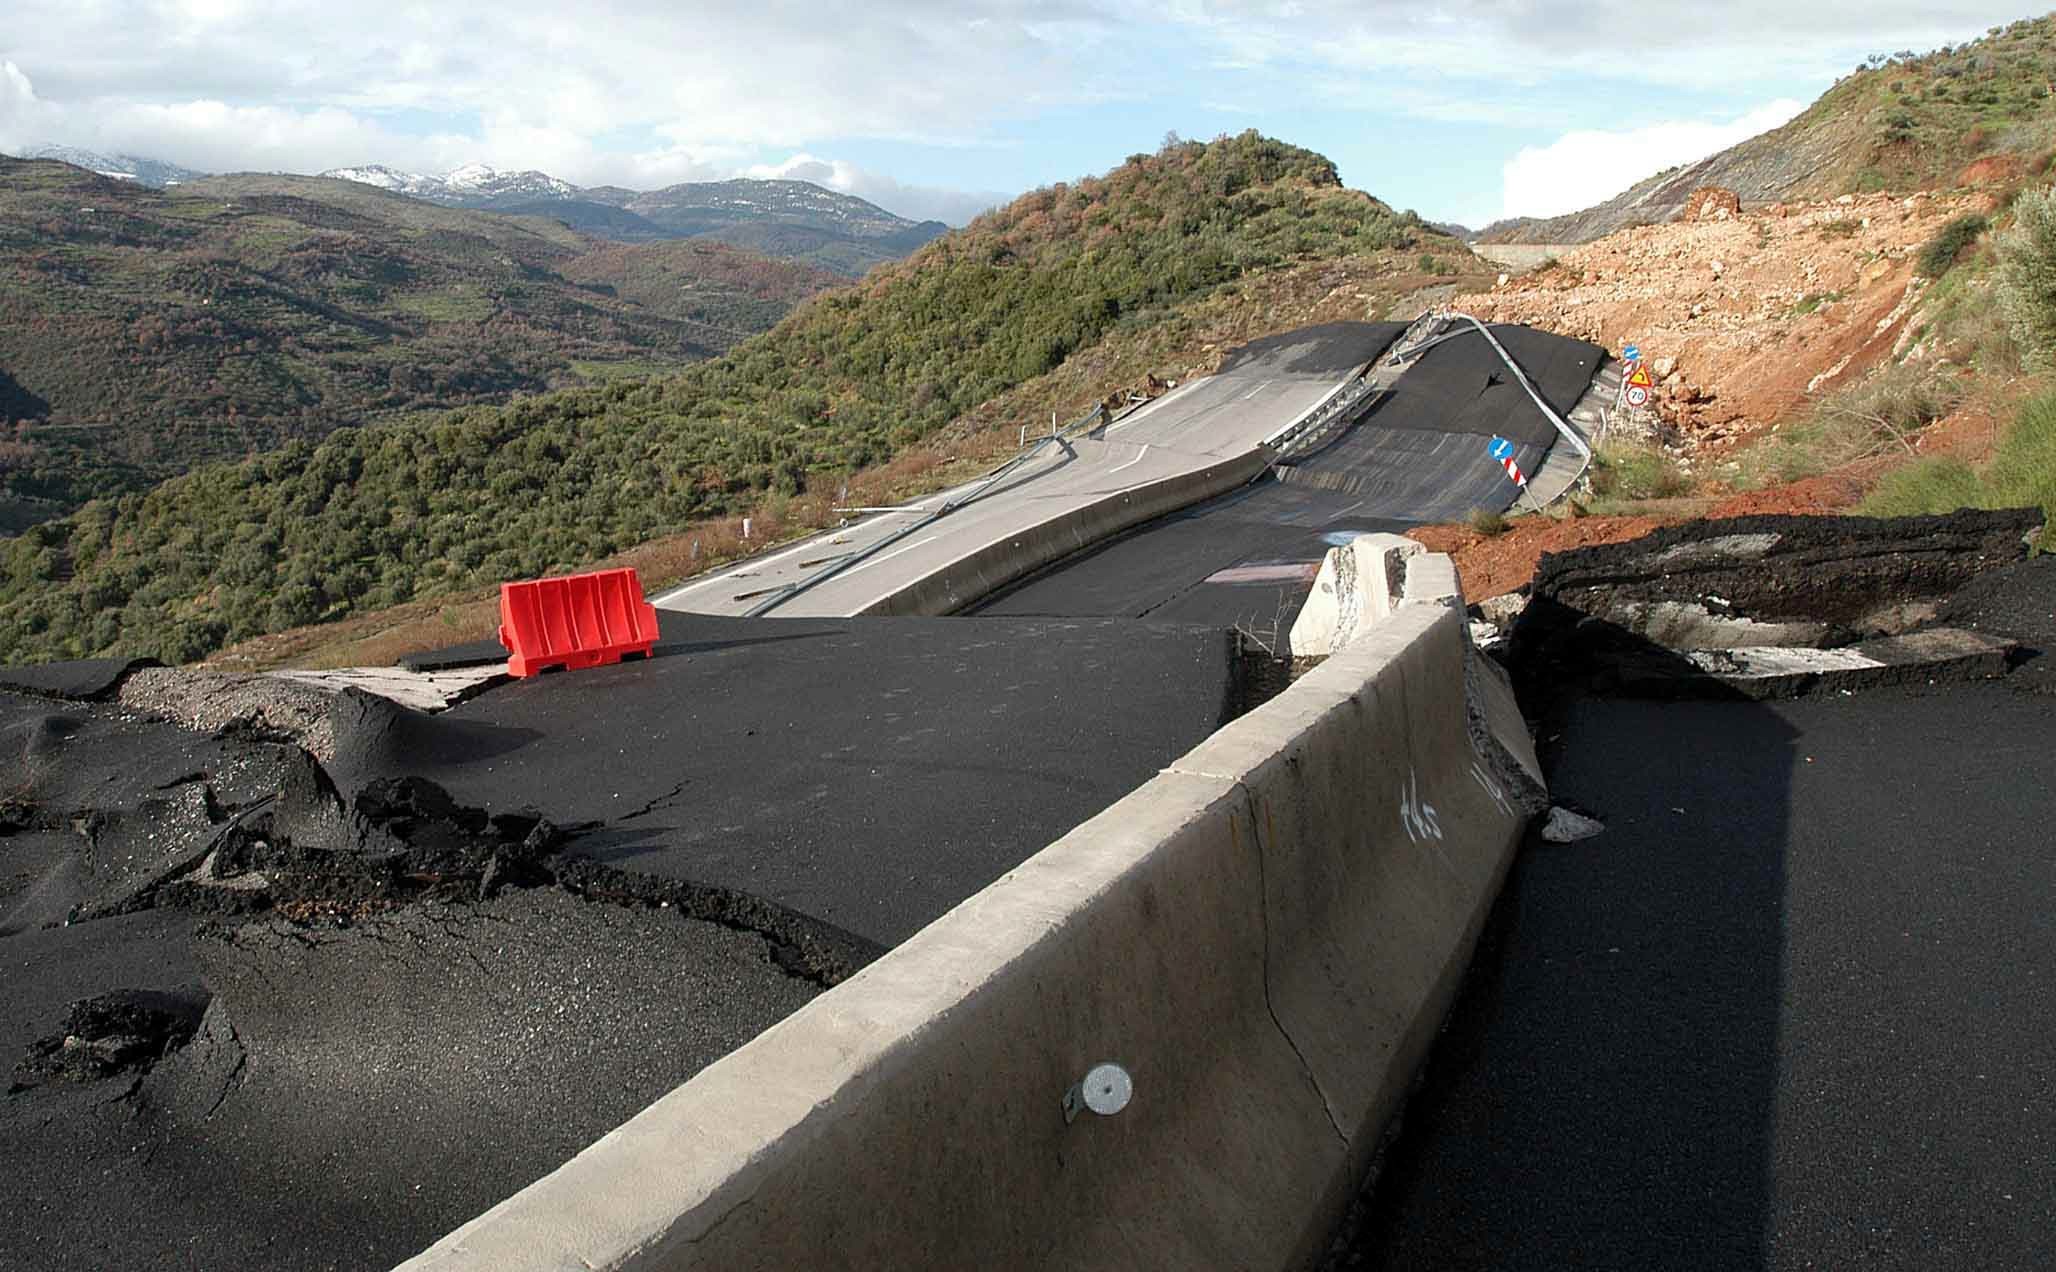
[
  {"x1": 1482, "y1": 14, "x2": 2056, "y2": 245},
  {"x1": 0, "y1": 162, "x2": 840, "y2": 523},
  {"x1": 0, "y1": 132, "x2": 1465, "y2": 665}
]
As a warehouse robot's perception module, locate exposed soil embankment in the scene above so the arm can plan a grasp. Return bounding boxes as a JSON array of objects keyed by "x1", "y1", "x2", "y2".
[{"x1": 1459, "y1": 190, "x2": 1995, "y2": 451}]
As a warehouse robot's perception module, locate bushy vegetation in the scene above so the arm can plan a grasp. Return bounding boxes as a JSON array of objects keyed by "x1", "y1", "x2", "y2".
[
  {"x1": 1463, "y1": 506, "x2": 1510, "y2": 536},
  {"x1": 1742, "y1": 363, "x2": 1965, "y2": 485},
  {"x1": 1997, "y1": 183, "x2": 2056, "y2": 370},
  {"x1": 1589, "y1": 441, "x2": 1693, "y2": 503},
  {"x1": 1917, "y1": 213, "x2": 1989, "y2": 277},
  {"x1": 0, "y1": 160, "x2": 839, "y2": 526},
  {"x1": 1838, "y1": 17, "x2": 2056, "y2": 192},
  {"x1": 0, "y1": 132, "x2": 1449, "y2": 664},
  {"x1": 1861, "y1": 389, "x2": 2056, "y2": 534}
]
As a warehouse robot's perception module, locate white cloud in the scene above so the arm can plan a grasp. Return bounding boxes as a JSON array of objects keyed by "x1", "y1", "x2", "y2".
[
  {"x1": 1496, "y1": 98, "x2": 1807, "y2": 223},
  {"x1": 0, "y1": 60, "x2": 51, "y2": 153},
  {"x1": 0, "y1": 1, "x2": 1080, "y2": 217},
  {"x1": 1161, "y1": 1, "x2": 2034, "y2": 95}
]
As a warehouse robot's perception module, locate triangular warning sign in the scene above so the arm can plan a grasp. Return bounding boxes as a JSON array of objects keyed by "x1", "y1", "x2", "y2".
[{"x1": 1627, "y1": 364, "x2": 1656, "y2": 389}]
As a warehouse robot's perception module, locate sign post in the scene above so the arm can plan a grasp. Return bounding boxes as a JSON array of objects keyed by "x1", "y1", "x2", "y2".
[
  {"x1": 1487, "y1": 435, "x2": 1533, "y2": 509},
  {"x1": 1623, "y1": 362, "x2": 1655, "y2": 410}
]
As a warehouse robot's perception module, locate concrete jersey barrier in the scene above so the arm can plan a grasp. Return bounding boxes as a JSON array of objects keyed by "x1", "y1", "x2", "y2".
[
  {"x1": 853, "y1": 446, "x2": 1273, "y2": 617},
  {"x1": 403, "y1": 543, "x2": 1542, "y2": 1272}
]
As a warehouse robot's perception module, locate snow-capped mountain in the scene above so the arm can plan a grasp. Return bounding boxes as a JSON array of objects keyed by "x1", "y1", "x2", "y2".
[
  {"x1": 318, "y1": 163, "x2": 578, "y2": 206},
  {"x1": 317, "y1": 165, "x2": 947, "y2": 273},
  {"x1": 16, "y1": 144, "x2": 207, "y2": 187},
  {"x1": 10, "y1": 144, "x2": 947, "y2": 275},
  {"x1": 612, "y1": 179, "x2": 931, "y2": 239}
]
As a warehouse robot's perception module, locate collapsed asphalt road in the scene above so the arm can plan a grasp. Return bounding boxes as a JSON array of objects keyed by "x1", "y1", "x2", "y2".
[
  {"x1": 973, "y1": 324, "x2": 1602, "y2": 639},
  {"x1": 0, "y1": 609, "x2": 1242, "y2": 1270},
  {"x1": 655, "y1": 321, "x2": 1408, "y2": 618},
  {"x1": 1332, "y1": 534, "x2": 2056, "y2": 1271}
]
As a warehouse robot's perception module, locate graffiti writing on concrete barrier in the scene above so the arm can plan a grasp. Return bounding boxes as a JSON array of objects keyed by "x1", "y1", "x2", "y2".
[
  {"x1": 1470, "y1": 762, "x2": 1514, "y2": 819},
  {"x1": 1399, "y1": 768, "x2": 1443, "y2": 843}
]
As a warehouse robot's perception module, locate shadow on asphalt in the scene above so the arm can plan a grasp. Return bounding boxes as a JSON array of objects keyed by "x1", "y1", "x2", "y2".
[
  {"x1": 648, "y1": 628, "x2": 840, "y2": 660},
  {"x1": 1340, "y1": 612, "x2": 1797, "y2": 1270}
]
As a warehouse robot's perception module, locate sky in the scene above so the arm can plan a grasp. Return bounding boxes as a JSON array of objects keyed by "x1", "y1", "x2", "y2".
[{"x1": 0, "y1": 2, "x2": 2044, "y2": 228}]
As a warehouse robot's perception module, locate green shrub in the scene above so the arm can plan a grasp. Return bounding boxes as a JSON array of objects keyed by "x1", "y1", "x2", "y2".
[
  {"x1": 1464, "y1": 506, "x2": 1510, "y2": 536},
  {"x1": 1997, "y1": 184, "x2": 2056, "y2": 369},
  {"x1": 1859, "y1": 456, "x2": 1985, "y2": 516},
  {"x1": 1918, "y1": 212, "x2": 1989, "y2": 276},
  {"x1": 1740, "y1": 362, "x2": 1962, "y2": 485},
  {"x1": 1858, "y1": 390, "x2": 2056, "y2": 531},
  {"x1": 1590, "y1": 442, "x2": 1693, "y2": 501},
  {"x1": 1984, "y1": 389, "x2": 2056, "y2": 523}
]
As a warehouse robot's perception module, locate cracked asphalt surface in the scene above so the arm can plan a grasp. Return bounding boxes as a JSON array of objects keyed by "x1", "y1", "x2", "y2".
[{"x1": 0, "y1": 609, "x2": 1237, "y2": 1270}]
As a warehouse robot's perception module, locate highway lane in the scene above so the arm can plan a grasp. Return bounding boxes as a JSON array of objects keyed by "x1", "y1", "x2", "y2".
[
  {"x1": 1330, "y1": 553, "x2": 2056, "y2": 1271},
  {"x1": 654, "y1": 322, "x2": 1404, "y2": 618},
  {"x1": 328, "y1": 610, "x2": 1243, "y2": 950},
  {"x1": 1342, "y1": 675, "x2": 2056, "y2": 1271},
  {"x1": 973, "y1": 324, "x2": 1602, "y2": 639}
]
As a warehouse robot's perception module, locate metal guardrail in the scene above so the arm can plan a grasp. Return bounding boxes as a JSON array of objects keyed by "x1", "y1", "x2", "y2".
[
  {"x1": 1260, "y1": 366, "x2": 1385, "y2": 463},
  {"x1": 1380, "y1": 309, "x2": 1599, "y2": 507}
]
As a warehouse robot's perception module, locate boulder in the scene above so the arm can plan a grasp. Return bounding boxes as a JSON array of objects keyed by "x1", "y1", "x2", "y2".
[{"x1": 1685, "y1": 186, "x2": 1743, "y2": 220}]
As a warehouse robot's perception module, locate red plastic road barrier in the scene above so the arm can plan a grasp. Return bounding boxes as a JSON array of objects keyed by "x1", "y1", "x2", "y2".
[{"x1": 498, "y1": 567, "x2": 659, "y2": 677}]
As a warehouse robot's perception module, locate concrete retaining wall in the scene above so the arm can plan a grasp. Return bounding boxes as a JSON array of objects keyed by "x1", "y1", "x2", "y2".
[
  {"x1": 403, "y1": 548, "x2": 1537, "y2": 1272},
  {"x1": 854, "y1": 447, "x2": 1273, "y2": 617}
]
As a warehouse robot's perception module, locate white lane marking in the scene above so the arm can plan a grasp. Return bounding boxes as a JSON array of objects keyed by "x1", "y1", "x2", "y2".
[
  {"x1": 1108, "y1": 444, "x2": 1151, "y2": 476},
  {"x1": 837, "y1": 535, "x2": 941, "y2": 580},
  {"x1": 656, "y1": 526, "x2": 878, "y2": 602},
  {"x1": 1242, "y1": 378, "x2": 1274, "y2": 400},
  {"x1": 1105, "y1": 381, "x2": 1193, "y2": 434}
]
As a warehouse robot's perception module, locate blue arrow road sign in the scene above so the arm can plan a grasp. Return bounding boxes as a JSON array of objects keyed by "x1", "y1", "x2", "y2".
[
  {"x1": 1623, "y1": 343, "x2": 1641, "y2": 361},
  {"x1": 1487, "y1": 436, "x2": 1514, "y2": 462}
]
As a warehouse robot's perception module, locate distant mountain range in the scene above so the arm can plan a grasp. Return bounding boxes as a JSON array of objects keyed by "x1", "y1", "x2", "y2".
[
  {"x1": 317, "y1": 162, "x2": 579, "y2": 205},
  {"x1": 16, "y1": 144, "x2": 208, "y2": 187},
  {"x1": 314, "y1": 164, "x2": 950, "y2": 275},
  {"x1": 0, "y1": 155, "x2": 843, "y2": 529},
  {"x1": 2, "y1": 147, "x2": 949, "y2": 276}
]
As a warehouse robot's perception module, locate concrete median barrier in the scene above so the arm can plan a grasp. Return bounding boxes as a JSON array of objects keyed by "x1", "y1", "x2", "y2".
[
  {"x1": 855, "y1": 447, "x2": 1274, "y2": 617},
  {"x1": 403, "y1": 547, "x2": 1538, "y2": 1271}
]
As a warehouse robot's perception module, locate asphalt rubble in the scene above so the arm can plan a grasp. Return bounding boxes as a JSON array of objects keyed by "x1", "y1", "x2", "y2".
[{"x1": 0, "y1": 668, "x2": 837, "y2": 1270}]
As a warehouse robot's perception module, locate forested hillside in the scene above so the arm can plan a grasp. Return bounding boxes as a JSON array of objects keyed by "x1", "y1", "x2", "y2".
[
  {"x1": 1484, "y1": 14, "x2": 2056, "y2": 244},
  {"x1": 0, "y1": 132, "x2": 1457, "y2": 664},
  {"x1": 0, "y1": 161, "x2": 840, "y2": 527}
]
